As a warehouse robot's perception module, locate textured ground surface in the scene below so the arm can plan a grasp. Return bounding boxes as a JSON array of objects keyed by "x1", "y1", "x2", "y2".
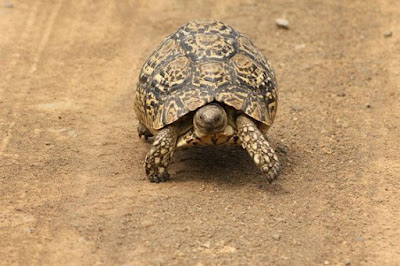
[{"x1": 1, "y1": 0, "x2": 399, "y2": 265}]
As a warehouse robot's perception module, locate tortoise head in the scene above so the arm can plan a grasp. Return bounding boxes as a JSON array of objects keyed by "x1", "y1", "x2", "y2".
[{"x1": 193, "y1": 103, "x2": 228, "y2": 135}]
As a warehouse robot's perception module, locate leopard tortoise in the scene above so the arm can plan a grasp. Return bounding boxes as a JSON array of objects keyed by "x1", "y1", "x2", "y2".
[{"x1": 135, "y1": 19, "x2": 280, "y2": 183}]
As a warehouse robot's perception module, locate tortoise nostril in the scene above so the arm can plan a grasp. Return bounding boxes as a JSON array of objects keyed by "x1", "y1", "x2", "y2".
[{"x1": 199, "y1": 114, "x2": 204, "y2": 120}]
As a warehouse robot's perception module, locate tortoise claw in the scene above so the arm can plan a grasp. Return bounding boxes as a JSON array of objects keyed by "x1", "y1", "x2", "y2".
[
  {"x1": 148, "y1": 172, "x2": 170, "y2": 183},
  {"x1": 138, "y1": 123, "x2": 153, "y2": 140},
  {"x1": 262, "y1": 162, "x2": 280, "y2": 183}
]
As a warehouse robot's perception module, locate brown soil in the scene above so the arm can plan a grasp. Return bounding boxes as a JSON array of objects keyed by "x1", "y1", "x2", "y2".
[{"x1": 1, "y1": 1, "x2": 399, "y2": 265}]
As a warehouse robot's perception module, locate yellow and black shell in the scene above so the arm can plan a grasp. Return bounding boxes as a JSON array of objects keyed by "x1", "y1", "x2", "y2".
[{"x1": 135, "y1": 19, "x2": 278, "y2": 131}]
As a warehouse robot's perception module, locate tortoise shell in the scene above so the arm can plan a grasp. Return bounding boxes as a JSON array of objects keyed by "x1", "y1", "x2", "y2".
[{"x1": 135, "y1": 19, "x2": 278, "y2": 131}]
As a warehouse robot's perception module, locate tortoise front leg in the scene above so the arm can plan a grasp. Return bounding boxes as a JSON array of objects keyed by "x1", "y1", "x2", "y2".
[
  {"x1": 236, "y1": 114, "x2": 280, "y2": 182},
  {"x1": 145, "y1": 125, "x2": 179, "y2": 183}
]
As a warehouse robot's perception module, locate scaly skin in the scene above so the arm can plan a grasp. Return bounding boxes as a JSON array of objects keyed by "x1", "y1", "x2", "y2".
[
  {"x1": 145, "y1": 125, "x2": 179, "y2": 183},
  {"x1": 236, "y1": 114, "x2": 280, "y2": 182}
]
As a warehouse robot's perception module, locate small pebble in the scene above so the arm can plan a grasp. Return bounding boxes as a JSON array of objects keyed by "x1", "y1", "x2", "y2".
[
  {"x1": 384, "y1": 31, "x2": 393, "y2": 38},
  {"x1": 68, "y1": 130, "x2": 78, "y2": 137},
  {"x1": 365, "y1": 103, "x2": 372, "y2": 108},
  {"x1": 272, "y1": 234, "x2": 281, "y2": 240},
  {"x1": 275, "y1": 18, "x2": 289, "y2": 29},
  {"x1": 4, "y1": 2, "x2": 13, "y2": 8},
  {"x1": 356, "y1": 236, "x2": 365, "y2": 242},
  {"x1": 291, "y1": 106, "x2": 304, "y2": 112},
  {"x1": 337, "y1": 92, "x2": 346, "y2": 97},
  {"x1": 345, "y1": 259, "x2": 351, "y2": 265},
  {"x1": 294, "y1": 44, "x2": 306, "y2": 50},
  {"x1": 200, "y1": 242, "x2": 210, "y2": 248}
]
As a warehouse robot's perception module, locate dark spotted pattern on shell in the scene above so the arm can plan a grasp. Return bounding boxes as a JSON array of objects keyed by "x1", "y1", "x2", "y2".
[
  {"x1": 182, "y1": 34, "x2": 236, "y2": 61},
  {"x1": 135, "y1": 19, "x2": 278, "y2": 131}
]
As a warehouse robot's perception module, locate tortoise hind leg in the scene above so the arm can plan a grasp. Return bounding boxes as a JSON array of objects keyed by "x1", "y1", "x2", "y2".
[
  {"x1": 138, "y1": 122, "x2": 153, "y2": 140},
  {"x1": 145, "y1": 125, "x2": 179, "y2": 183},
  {"x1": 236, "y1": 114, "x2": 280, "y2": 182}
]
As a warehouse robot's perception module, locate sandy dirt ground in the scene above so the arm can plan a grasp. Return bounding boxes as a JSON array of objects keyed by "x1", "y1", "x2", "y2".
[{"x1": 1, "y1": 0, "x2": 399, "y2": 265}]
